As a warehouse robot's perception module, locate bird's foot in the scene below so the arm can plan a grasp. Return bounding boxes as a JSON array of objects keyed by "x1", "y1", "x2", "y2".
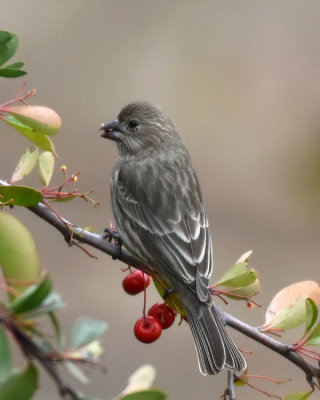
[
  {"x1": 103, "y1": 228, "x2": 123, "y2": 260},
  {"x1": 163, "y1": 288, "x2": 176, "y2": 299}
]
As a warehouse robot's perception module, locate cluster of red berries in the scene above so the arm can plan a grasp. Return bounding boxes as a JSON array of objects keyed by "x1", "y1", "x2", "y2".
[{"x1": 122, "y1": 270, "x2": 176, "y2": 343}]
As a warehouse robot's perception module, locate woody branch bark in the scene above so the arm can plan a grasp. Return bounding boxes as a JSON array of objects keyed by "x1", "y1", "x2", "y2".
[{"x1": 1, "y1": 178, "x2": 320, "y2": 386}]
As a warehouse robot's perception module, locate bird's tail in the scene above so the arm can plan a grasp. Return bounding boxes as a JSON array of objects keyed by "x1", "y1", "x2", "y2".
[{"x1": 184, "y1": 300, "x2": 246, "y2": 375}]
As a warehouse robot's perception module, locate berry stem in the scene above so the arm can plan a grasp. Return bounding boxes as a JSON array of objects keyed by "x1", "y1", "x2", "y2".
[{"x1": 142, "y1": 273, "x2": 147, "y2": 319}]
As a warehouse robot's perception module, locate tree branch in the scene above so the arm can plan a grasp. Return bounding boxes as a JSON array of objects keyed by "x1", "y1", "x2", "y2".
[
  {"x1": 224, "y1": 370, "x2": 236, "y2": 400},
  {"x1": 221, "y1": 309, "x2": 320, "y2": 381},
  {"x1": 6, "y1": 323, "x2": 82, "y2": 400},
  {"x1": 28, "y1": 199, "x2": 320, "y2": 383},
  {"x1": 1, "y1": 179, "x2": 320, "y2": 387}
]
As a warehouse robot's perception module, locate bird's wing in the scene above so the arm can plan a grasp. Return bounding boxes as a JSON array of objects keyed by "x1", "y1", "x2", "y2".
[{"x1": 112, "y1": 163, "x2": 213, "y2": 301}]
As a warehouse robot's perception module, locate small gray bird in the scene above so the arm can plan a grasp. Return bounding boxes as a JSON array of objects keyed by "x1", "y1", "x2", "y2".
[{"x1": 101, "y1": 102, "x2": 246, "y2": 375}]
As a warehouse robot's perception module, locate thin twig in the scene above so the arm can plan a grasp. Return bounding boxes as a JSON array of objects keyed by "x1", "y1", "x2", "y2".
[{"x1": 225, "y1": 370, "x2": 236, "y2": 400}]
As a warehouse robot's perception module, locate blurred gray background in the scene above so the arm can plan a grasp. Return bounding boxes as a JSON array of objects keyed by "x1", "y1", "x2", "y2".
[{"x1": 1, "y1": 1, "x2": 320, "y2": 399}]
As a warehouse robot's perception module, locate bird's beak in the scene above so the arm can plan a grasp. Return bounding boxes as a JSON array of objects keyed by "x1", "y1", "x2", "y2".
[{"x1": 100, "y1": 119, "x2": 122, "y2": 142}]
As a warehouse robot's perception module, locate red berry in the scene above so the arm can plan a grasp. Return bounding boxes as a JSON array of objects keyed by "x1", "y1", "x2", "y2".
[
  {"x1": 134, "y1": 316, "x2": 162, "y2": 343},
  {"x1": 148, "y1": 303, "x2": 176, "y2": 329},
  {"x1": 122, "y1": 270, "x2": 150, "y2": 295}
]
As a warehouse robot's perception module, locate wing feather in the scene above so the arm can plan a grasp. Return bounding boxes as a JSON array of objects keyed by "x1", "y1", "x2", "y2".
[{"x1": 112, "y1": 160, "x2": 213, "y2": 301}]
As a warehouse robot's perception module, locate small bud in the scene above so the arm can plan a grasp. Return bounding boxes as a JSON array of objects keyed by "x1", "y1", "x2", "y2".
[
  {"x1": 72, "y1": 175, "x2": 78, "y2": 182},
  {"x1": 60, "y1": 165, "x2": 67, "y2": 171},
  {"x1": 247, "y1": 302, "x2": 255, "y2": 309}
]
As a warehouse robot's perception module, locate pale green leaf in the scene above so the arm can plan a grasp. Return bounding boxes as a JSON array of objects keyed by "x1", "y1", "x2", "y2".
[
  {"x1": 71, "y1": 317, "x2": 108, "y2": 348},
  {"x1": 267, "y1": 297, "x2": 307, "y2": 330},
  {"x1": 117, "y1": 365, "x2": 156, "y2": 399},
  {"x1": 11, "y1": 146, "x2": 39, "y2": 183},
  {"x1": 283, "y1": 391, "x2": 312, "y2": 400},
  {"x1": 38, "y1": 151, "x2": 54, "y2": 186},
  {"x1": 121, "y1": 391, "x2": 166, "y2": 400}
]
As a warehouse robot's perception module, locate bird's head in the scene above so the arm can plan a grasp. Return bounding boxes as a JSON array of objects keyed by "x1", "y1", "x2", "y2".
[{"x1": 100, "y1": 102, "x2": 178, "y2": 156}]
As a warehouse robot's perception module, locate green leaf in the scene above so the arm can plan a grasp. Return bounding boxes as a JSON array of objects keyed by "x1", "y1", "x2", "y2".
[
  {"x1": 217, "y1": 262, "x2": 257, "y2": 288},
  {"x1": 0, "y1": 363, "x2": 38, "y2": 400},
  {"x1": 2, "y1": 115, "x2": 56, "y2": 154},
  {"x1": 11, "y1": 146, "x2": 39, "y2": 183},
  {"x1": 0, "y1": 31, "x2": 18, "y2": 67},
  {"x1": 305, "y1": 298, "x2": 318, "y2": 336},
  {"x1": 234, "y1": 375, "x2": 249, "y2": 386},
  {"x1": 71, "y1": 317, "x2": 108, "y2": 348},
  {"x1": 0, "y1": 68, "x2": 26, "y2": 78},
  {"x1": 10, "y1": 274, "x2": 52, "y2": 314},
  {"x1": 38, "y1": 151, "x2": 54, "y2": 186},
  {"x1": 24, "y1": 292, "x2": 66, "y2": 318},
  {"x1": 283, "y1": 391, "x2": 312, "y2": 400},
  {"x1": 0, "y1": 211, "x2": 41, "y2": 298},
  {"x1": 0, "y1": 185, "x2": 42, "y2": 207},
  {"x1": 267, "y1": 297, "x2": 307, "y2": 331},
  {"x1": 306, "y1": 322, "x2": 320, "y2": 345},
  {"x1": 0, "y1": 326, "x2": 11, "y2": 383},
  {"x1": 3, "y1": 61, "x2": 24, "y2": 69},
  {"x1": 121, "y1": 390, "x2": 166, "y2": 400}
]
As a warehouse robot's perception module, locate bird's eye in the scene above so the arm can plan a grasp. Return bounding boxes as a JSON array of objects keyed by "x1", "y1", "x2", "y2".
[{"x1": 128, "y1": 119, "x2": 139, "y2": 129}]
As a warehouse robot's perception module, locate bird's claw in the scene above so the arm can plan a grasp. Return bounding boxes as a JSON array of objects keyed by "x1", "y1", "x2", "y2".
[
  {"x1": 103, "y1": 228, "x2": 123, "y2": 260},
  {"x1": 163, "y1": 288, "x2": 176, "y2": 299}
]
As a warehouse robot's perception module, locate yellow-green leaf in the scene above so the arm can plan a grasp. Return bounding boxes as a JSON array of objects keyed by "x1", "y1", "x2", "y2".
[
  {"x1": 224, "y1": 279, "x2": 260, "y2": 300},
  {"x1": 283, "y1": 391, "x2": 312, "y2": 400},
  {"x1": 152, "y1": 277, "x2": 186, "y2": 317},
  {"x1": 217, "y1": 262, "x2": 257, "y2": 288},
  {"x1": 0, "y1": 212, "x2": 41, "y2": 298}
]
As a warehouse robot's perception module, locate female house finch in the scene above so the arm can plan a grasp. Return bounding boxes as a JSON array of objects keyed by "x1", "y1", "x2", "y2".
[{"x1": 101, "y1": 102, "x2": 246, "y2": 375}]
